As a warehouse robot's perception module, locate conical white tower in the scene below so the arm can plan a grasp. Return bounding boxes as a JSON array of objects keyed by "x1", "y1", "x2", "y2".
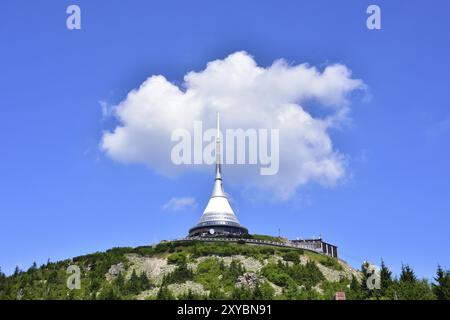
[{"x1": 188, "y1": 112, "x2": 248, "y2": 237}]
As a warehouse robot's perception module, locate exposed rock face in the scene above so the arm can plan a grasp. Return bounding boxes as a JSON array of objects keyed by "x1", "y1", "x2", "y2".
[
  {"x1": 136, "y1": 288, "x2": 159, "y2": 300},
  {"x1": 168, "y1": 281, "x2": 209, "y2": 297},
  {"x1": 125, "y1": 254, "x2": 176, "y2": 285},
  {"x1": 338, "y1": 260, "x2": 362, "y2": 281},
  {"x1": 105, "y1": 262, "x2": 125, "y2": 282},
  {"x1": 117, "y1": 251, "x2": 362, "y2": 298},
  {"x1": 224, "y1": 255, "x2": 263, "y2": 273},
  {"x1": 315, "y1": 259, "x2": 362, "y2": 282},
  {"x1": 235, "y1": 272, "x2": 261, "y2": 290},
  {"x1": 189, "y1": 255, "x2": 263, "y2": 273}
]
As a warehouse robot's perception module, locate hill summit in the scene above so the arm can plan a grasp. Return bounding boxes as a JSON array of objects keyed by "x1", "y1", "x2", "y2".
[
  {"x1": 1, "y1": 235, "x2": 445, "y2": 300},
  {"x1": 0, "y1": 236, "x2": 364, "y2": 300}
]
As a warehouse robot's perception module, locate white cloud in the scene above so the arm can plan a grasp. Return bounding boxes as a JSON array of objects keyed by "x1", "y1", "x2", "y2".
[
  {"x1": 162, "y1": 197, "x2": 198, "y2": 212},
  {"x1": 101, "y1": 51, "x2": 365, "y2": 199}
]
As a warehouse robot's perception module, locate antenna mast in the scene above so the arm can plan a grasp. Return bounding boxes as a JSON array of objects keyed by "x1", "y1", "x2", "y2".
[{"x1": 215, "y1": 112, "x2": 221, "y2": 179}]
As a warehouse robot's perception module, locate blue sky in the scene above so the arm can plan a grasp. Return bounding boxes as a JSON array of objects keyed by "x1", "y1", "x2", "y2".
[{"x1": 0, "y1": 0, "x2": 449, "y2": 280}]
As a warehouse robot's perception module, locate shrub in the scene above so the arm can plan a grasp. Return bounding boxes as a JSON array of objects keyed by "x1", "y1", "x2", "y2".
[
  {"x1": 194, "y1": 258, "x2": 245, "y2": 292},
  {"x1": 157, "y1": 285, "x2": 174, "y2": 300},
  {"x1": 288, "y1": 261, "x2": 324, "y2": 288},
  {"x1": 319, "y1": 256, "x2": 343, "y2": 271},
  {"x1": 282, "y1": 251, "x2": 300, "y2": 264},
  {"x1": 261, "y1": 262, "x2": 295, "y2": 287},
  {"x1": 163, "y1": 261, "x2": 194, "y2": 285},
  {"x1": 167, "y1": 252, "x2": 187, "y2": 265},
  {"x1": 231, "y1": 282, "x2": 275, "y2": 300}
]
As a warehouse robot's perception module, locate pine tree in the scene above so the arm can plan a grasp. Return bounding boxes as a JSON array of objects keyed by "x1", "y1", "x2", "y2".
[
  {"x1": 348, "y1": 275, "x2": 363, "y2": 300},
  {"x1": 400, "y1": 264, "x2": 416, "y2": 283},
  {"x1": 98, "y1": 284, "x2": 120, "y2": 300},
  {"x1": 396, "y1": 264, "x2": 435, "y2": 300},
  {"x1": 0, "y1": 267, "x2": 7, "y2": 299},
  {"x1": 157, "y1": 285, "x2": 174, "y2": 300},
  {"x1": 138, "y1": 272, "x2": 151, "y2": 291},
  {"x1": 380, "y1": 260, "x2": 393, "y2": 296},
  {"x1": 432, "y1": 265, "x2": 450, "y2": 300},
  {"x1": 253, "y1": 282, "x2": 275, "y2": 300},
  {"x1": 13, "y1": 266, "x2": 21, "y2": 277},
  {"x1": 127, "y1": 270, "x2": 140, "y2": 294},
  {"x1": 28, "y1": 262, "x2": 37, "y2": 272},
  {"x1": 360, "y1": 262, "x2": 371, "y2": 299},
  {"x1": 114, "y1": 272, "x2": 125, "y2": 293}
]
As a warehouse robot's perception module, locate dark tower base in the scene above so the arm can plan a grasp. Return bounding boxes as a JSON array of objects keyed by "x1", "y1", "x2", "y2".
[{"x1": 188, "y1": 224, "x2": 248, "y2": 238}]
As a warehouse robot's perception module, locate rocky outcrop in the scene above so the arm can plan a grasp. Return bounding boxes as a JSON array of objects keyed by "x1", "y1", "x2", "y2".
[
  {"x1": 235, "y1": 272, "x2": 261, "y2": 289},
  {"x1": 105, "y1": 262, "x2": 125, "y2": 282},
  {"x1": 117, "y1": 251, "x2": 362, "y2": 298},
  {"x1": 168, "y1": 281, "x2": 209, "y2": 297},
  {"x1": 125, "y1": 254, "x2": 176, "y2": 285},
  {"x1": 189, "y1": 255, "x2": 263, "y2": 273}
]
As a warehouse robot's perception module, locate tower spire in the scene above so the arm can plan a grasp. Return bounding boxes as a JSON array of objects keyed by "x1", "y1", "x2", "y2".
[
  {"x1": 215, "y1": 111, "x2": 221, "y2": 180},
  {"x1": 188, "y1": 112, "x2": 248, "y2": 237}
]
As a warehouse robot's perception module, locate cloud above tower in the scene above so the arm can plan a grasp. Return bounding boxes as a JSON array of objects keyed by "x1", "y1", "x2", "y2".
[{"x1": 101, "y1": 51, "x2": 365, "y2": 199}]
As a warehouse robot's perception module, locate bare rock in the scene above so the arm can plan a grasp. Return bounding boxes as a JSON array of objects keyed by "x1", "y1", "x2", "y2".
[
  {"x1": 168, "y1": 281, "x2": 209, "y2": 297},
  {"x1": 105, "y1": 262, "x2": 125, "y2": 282},
  {"x1": 235, "y1": 272, "x2": 261, "y2": 290},
  {"x1": 136, "y1": 288, "x2": 159, "y2": 300},
  {"x1": 189, "y1": 255, "x2": 263, "y2": 273},
  {"x1": 125, "y1": 254, "x2": 176, "y2": 285}
]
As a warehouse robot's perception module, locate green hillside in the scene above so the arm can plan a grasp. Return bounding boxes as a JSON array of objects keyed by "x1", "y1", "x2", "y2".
[{"x1": 0, "y1": 239, "x2": 448, "y2": 300}]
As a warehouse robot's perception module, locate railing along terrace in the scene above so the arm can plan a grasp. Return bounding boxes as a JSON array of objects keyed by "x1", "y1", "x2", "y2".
[{"x1": 168, "y1": 236, "x2": 325, "y2": 255}]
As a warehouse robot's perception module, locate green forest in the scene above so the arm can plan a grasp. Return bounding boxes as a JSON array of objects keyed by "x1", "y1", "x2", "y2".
[{"x1": 0, "y1": 240, "x2": 448, "y2": 300}]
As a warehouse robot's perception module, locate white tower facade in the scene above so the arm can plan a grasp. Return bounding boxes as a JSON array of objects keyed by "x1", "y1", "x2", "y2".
[{"x1": 188, "y1": 113, "x2": 248, "y2": 237}]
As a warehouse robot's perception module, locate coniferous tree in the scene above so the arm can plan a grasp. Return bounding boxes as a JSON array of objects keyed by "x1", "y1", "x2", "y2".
[
  {"x1": 138, "y1": 272, "x2": 151, "y2": 291},
  {"x1": 360, "y1": 262, "x2": 371, "y2": 299},
  {"x1": 114, "y1": 272, "x2": 125, "y2": 292},
  {"x1": 28, "y1": 262, "x2": 37, "y2": 272},
  {"x1": 432, "y1": 265, "x2": 450, "y2": 300},
  {"x1": 400, "y1": 264, "x2": 416, "y2": 283},
  {"x1": 348, "y1": 275, "x2": 363, "y2": 300},
  {"x1": 253, "y1": 282, "x2": 275, "y2": 300},
  {"x1": 231, "y1": 286, "x2": 253, "y2": 300},
  {"x1": 0, "y1": 267, "x2": 8, "y2": 299},
  {"x1": 13, "y1": 266, "x2": 21, "y2": 277},
  {"x1": 396, "y1": 264, "x2": 434, "y2": 300},
  {"x1": 157, "y1": 285, "x2": 174, "y2": 300},
  {"x1": 88, "y1": 272, "x2": 101, "y2": 295},
  {"x1": 380, "y1": 260, "x2": 393, "y2": 296},
  {"x1": 98, "y1": 284, "x2": 120, "y2": 300},
  {"x1": 127, "y1": 270, "x2": 140, "y2": 294}
]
